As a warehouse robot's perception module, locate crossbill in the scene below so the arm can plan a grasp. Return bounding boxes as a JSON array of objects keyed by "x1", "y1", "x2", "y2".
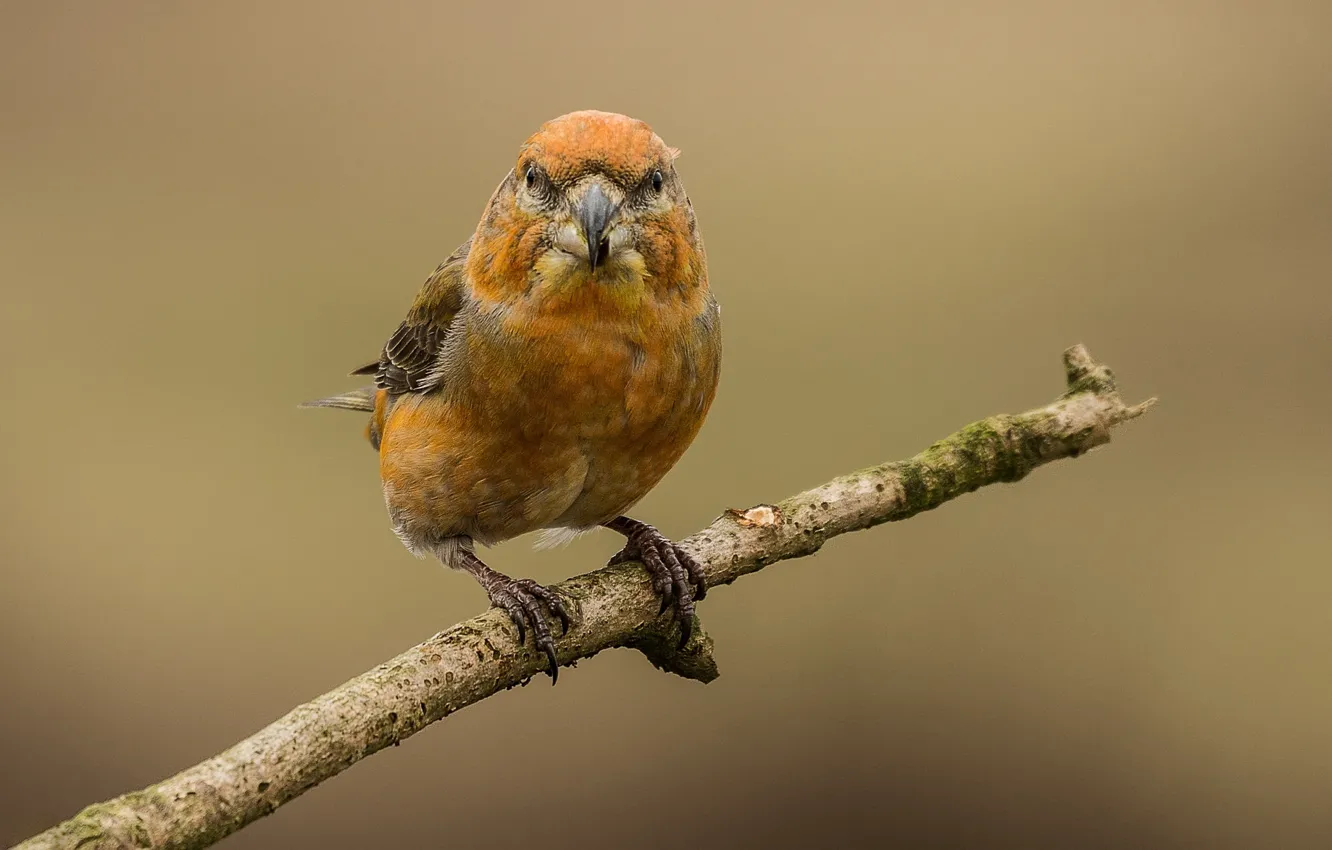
[{"x1": 305, "y1": 110, "x2": 721, "y2": 682}]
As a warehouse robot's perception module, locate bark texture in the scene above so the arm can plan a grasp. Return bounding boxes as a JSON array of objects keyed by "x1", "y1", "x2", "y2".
[{"x1": 12, "y1": 345, "x2": 1155, "y2": 850}]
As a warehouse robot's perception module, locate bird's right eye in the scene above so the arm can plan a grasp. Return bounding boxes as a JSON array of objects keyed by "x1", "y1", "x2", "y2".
[{"x1": 524, "y1": 165, "x2": 538, "y2": 189}]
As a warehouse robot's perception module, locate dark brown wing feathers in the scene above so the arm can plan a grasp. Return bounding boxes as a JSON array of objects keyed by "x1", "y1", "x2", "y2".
[{"x1": 367, "y1": 238, "x2": 471, "y2": 396}]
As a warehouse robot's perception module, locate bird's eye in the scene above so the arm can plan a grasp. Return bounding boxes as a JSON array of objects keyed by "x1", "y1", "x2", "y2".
[
  {"x1": 524, "y1": 165, "x2": 538, "y2": 189},
  {"x1": 651, "y1": 169, "x2": 664, "y2": 192}
]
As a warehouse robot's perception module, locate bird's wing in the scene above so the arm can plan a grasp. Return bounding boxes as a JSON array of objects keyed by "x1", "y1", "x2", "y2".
[{"x1": 364, "y1": 238, "x2": 471, "y2": 395}]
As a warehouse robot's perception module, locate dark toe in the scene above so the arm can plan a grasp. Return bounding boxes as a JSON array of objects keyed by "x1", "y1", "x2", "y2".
[
  {"x1": 487, "y1": 579, "x2": 567, "y2": 684},
  {"x1": 516, "y1": 578, "x2": 572, "y2": 637},
  {"x1": 659, "y1": 544, "x2": 695, "y2": 620},
  {"x1": 491, "y1": 588, "x2": 527, "y2": 646},
  {"x1": 677, "y1": 614, "x2": 694, "y2": 649},
  {"x1": 537, "y1": 636, "x2": 559, "y2": 685},
  {"x1": 678, "y1": 547, "x2": 707, "y2": 601}
]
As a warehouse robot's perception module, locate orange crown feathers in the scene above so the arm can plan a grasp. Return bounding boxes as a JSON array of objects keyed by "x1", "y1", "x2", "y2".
[{"x1": 519, "y1": 110, "x2": 673, "y2": 186}]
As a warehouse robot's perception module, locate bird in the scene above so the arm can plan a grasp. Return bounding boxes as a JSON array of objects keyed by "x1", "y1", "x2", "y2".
[{"x1": 304, "y1": 110, "x2": 721, "y2": 683}]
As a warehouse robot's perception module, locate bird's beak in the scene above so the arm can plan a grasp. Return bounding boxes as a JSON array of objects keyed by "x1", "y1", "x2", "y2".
[{"x1": 576, "y1": 183, "x2": 617, "y2": 271}]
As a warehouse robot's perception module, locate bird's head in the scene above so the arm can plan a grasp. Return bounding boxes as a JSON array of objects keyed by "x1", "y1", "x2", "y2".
[{"x1": 468, "y1": 111, "x2": 705, "y2": 307}]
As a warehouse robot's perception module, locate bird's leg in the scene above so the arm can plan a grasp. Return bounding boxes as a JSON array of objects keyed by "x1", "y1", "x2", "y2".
[
  {"x1": 603, "y1": 516, "x2": 706, "y2": 648},
  {"x1": 454, "y1": 549, "x2": 570, "y2": 684}
]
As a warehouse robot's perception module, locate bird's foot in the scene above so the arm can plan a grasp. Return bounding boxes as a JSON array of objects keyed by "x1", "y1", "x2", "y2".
[
  {"x1": 604, "y1": 517, "x2": 706, "y2": 648},
  {"x1": 460, "y1": 554, "x2": 570, "y2": 683}
]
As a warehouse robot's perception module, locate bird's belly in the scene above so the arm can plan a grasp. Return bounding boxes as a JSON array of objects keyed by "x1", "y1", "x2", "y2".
[
  {"x1": 378, "y1": 394, "x2": 589, "y2": 550},
  {"x1": 549, "y1": 348, "x2": 716, "y2": 528}
]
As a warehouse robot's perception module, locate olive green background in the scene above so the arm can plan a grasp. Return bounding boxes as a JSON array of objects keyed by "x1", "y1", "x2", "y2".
[{"x1": 3, "y1": 2, "x2": 1330, "y2": 847}]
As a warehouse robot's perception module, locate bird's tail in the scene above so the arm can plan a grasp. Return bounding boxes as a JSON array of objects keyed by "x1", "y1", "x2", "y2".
[
  {"x1": 300, "y1": 386, "x2": 388, "y2": 450},
  {"x1": 299, "y1": 386, "x2": 378, "y2": 412}
]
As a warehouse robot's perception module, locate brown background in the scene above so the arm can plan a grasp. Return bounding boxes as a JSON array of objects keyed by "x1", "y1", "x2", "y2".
[{"x1": 3, "y1": 1, "x2": 1330, "y2": 848}]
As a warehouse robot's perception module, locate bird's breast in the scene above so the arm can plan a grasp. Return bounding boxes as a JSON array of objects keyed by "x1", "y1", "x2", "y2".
[{"x1": 463, "y1": 295, "x2": 716, "y2": 446}]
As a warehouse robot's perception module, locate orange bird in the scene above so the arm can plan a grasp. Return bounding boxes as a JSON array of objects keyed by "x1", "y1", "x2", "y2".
[{"x1": 305, "y1": 111, "x2": 721, "y2": 682}]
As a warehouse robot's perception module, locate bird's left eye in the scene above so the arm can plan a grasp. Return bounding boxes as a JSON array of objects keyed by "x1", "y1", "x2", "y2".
[{"x1": 650, "y1": 170, "x2": 664, "y2": 192}]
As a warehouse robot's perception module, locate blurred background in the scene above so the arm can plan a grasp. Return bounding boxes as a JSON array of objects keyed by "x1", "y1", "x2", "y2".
[{"x1": 2, "y1": 1, "x2": 1330, "y2": 847}]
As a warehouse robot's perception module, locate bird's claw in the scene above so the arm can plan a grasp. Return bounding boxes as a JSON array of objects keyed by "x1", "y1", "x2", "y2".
[
  {"x1": 486, "y1": 577, "x2": 570, "y2": 684},
  {"x1": 607, "y1": 526, "x2": 705, "y2": 648}
]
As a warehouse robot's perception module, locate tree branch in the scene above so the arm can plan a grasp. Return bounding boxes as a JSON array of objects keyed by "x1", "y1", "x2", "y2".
[{"x1": 12, "y1": 345, "x2": 1155, "y2": 850}]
